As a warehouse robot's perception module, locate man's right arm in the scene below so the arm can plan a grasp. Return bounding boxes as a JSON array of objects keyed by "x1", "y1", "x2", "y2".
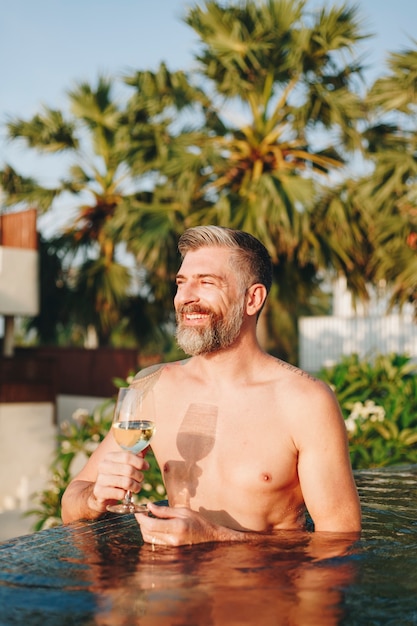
[
  {"x1": 61, "y1": 479, "x2": 107, "y2": 523},
  {"x1": 61, "y1": 431, "x2": 150, "y2": 524}
]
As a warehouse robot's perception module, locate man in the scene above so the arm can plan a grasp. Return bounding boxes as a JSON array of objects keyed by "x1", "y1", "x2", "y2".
[{"x1": 61, "y1": 225, "x2": 361, "y2": 545}]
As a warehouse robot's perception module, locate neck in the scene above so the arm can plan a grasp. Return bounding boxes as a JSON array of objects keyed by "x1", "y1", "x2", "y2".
[{"x1": 188, "y1": 330, "x2": 267, "y2": 384}]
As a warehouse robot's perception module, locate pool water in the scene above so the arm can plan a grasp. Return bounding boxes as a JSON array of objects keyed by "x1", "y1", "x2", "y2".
[
  {"x1": 345, "y1": 465, "x2": 417, "y2": 625},
  {"x1": 0, "y1": 465, "x2": 416, "y2": 625}
]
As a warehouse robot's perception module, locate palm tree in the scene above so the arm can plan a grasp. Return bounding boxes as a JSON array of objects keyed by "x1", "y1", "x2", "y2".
[
  {"x1": 1, "y1": 71, "x2": 194, "y2": 347},
  {"x1": 7, "y1": 1, "x2": 407, "y2": 363},
  {"x1": 108, "y1": 0, "x2": 372, "y2": 361},
  {"x1": 117, "y1": 64, "x2": 220, "y2": 307},
  {"x1": 184, "y1": 0, "x2": 366, "y2": 235},
  {"x1": 358, "y1": 45, "x2": 417, "y2": 315},
  {"x1": 174, "y1": 0, "x2": 369, "y2": 358}
]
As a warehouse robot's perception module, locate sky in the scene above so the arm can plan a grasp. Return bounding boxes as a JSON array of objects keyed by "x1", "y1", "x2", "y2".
[{"x1": 1, "y1": 0, "x2": 417, "y2": 234}]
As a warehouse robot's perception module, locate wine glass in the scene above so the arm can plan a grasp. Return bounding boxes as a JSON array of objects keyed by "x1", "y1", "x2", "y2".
[{"x1": 107, "y1": 385, "x2": 156, "y2": 514}]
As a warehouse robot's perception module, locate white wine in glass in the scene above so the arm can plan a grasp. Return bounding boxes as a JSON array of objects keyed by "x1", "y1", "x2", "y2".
[{"x1": 107, "y1": 386, "x2": 156, "y2": 514}]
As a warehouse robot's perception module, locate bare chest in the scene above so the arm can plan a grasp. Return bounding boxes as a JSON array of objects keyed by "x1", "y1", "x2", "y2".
[{"x1": 152, "y1": 395, "x2": 299, "y2": 508}]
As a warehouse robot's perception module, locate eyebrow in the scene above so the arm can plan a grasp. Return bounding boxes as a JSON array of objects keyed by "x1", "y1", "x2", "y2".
[{"x1": 175, "y1": 272, "x2": 224, "y2": 282}]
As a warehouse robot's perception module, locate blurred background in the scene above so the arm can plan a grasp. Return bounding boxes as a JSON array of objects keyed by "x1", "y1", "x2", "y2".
[{"x1": 1, "y1": 0, "x2": 417, "y2": 540}]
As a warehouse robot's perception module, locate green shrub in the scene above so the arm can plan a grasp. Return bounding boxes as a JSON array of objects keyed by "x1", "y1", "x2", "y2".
[{"x1": 318, "y1": 353, "x2": 417, "y2": 469}]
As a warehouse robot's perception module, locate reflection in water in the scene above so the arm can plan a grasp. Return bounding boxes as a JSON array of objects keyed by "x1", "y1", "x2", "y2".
[
  {"x1": 92, "y1": 535, "x2": 357, "y2": 626},
  {"x1": 0, "y1": 466, "x2": 416, "y2": 625},
  {"x1": 82, "y1": 466, "x2": 417, "y2": 625}
]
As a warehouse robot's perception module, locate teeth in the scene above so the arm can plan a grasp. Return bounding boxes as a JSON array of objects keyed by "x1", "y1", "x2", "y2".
[{"x1": 186, "y1": 313, "x2": 207, "y2": 319}]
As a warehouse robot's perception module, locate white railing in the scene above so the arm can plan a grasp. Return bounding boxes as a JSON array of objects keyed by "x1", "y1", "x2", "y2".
[{"x1": 299, "y1": 313, "x2": 417, "y2": 373}]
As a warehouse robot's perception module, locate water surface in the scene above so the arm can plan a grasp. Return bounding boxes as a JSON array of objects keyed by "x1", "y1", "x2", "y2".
[{"x1": 0, "y1": 465, "x2": 416, "y2": 625}]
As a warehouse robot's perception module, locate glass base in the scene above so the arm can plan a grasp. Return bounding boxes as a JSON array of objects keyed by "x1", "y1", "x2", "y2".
[{"x1": 106, "y1": 502, "x2": 148, "y2": 514}]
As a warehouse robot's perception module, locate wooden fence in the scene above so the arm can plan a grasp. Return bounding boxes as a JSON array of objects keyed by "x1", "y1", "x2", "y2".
[
  {"x1": 0, "y1": 347, "x2": 141, "y2": 406},
  {"x1": 299, "y1": 313, "x2": 417, "y2": 372}
]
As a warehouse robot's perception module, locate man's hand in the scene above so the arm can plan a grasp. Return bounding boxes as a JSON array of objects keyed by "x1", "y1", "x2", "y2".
[
  {"x1": 88, "y1": 450, "x2": 150, "y2": 514},
  {"x1": 136, "y1": 502, "x2": 241, "y2": 546}
]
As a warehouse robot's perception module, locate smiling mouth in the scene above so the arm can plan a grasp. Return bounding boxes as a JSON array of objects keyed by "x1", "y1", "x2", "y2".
[
  {"x1": 178, "y1": 307, "x2": 212, "y2": 323},
  {"x1": 185, "y1": 313, "x2": 209, "y2": 321}
]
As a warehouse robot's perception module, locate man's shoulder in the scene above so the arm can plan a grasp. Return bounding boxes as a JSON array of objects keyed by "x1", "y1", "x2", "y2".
[
  {"x1": 269, "y1": 358, "x2": 336, "y2": 406},
  {"x1": 133, "y1": 359, "x2": 192, "y2": 383},
  {"x1": 273, "y1": 358, "x2": 318, "y2": 383},
  {"x1": 267, "y1": 357, "x2": 324, "y2": 391}
]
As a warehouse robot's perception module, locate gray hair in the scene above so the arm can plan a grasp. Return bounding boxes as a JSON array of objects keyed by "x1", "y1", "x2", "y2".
[{"x1": 178, "y1": 225, "x2": 272, "y2": 294}]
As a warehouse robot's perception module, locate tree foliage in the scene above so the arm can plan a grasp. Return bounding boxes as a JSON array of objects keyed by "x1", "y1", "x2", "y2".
[{"x1": 1, "y1": 0, "x2": 417, "y2": 359}]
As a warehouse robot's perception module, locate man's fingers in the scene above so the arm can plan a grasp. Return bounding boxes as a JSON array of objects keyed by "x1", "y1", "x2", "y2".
[{"x1": 146, "y1": 501, "x2": 176, "y2": 519}]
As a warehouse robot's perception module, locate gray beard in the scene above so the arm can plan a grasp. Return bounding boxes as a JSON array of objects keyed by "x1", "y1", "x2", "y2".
[{"x1": 175, "y1": 300, "x2": 245, "y2": 356}]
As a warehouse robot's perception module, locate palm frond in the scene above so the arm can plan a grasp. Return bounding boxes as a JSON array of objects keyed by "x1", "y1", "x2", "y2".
[{"x1": 7, "y1": 107, "x2": 77, "y2": 152}]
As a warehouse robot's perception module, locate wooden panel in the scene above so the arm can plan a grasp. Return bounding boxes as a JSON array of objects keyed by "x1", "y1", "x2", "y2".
[
  {"x1": 12, "y1": 347, "x2": 140, "y2": 398},
  {"x1": 0, "y1": 354, "x2": 57, "y2": 404},
  {"x1": 0, "y1": 208, "x2": 38, "y2": 250}
]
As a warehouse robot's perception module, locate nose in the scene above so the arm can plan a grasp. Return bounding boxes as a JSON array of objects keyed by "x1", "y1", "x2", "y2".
[{"x1": 174, "y1": 280, "x2": 199, "y2": 308}]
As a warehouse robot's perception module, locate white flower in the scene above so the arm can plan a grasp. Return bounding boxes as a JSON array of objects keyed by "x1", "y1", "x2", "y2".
[
  {"x1": 61, "y1": 440, "x2": 72, "y2": 452},
  {"x1": 348, "y1": 401, "x2": 365, "y2": 420},
  {"x1": 60, "y1": 421, "x2": 71, "y2": 435},
  {"x1": 345, "y1": 400, "x2": 385, "y2": 434},
  {"x1": 72, "y1": 408, "x2": 90, "y2": 425},
  {"x1": 345, "y1": 416, "x2": 358, "y2": 434}
]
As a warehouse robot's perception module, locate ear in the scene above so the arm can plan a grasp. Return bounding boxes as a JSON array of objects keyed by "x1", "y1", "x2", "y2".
[{"x1": 245, "y1": 284, "x2": 267, "y2": 317}]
